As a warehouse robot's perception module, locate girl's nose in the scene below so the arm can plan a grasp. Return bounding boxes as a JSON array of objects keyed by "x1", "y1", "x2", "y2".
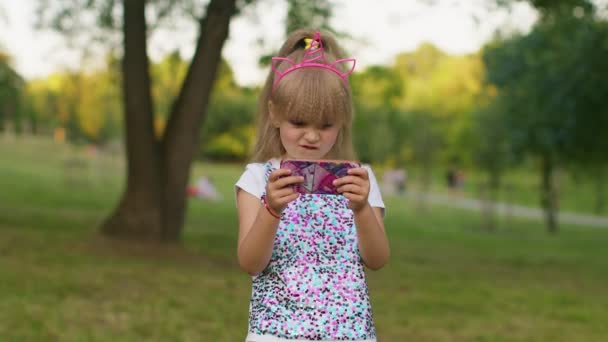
[{"x1": 304, "y1": 129, "x2": 320, "y2": 143}]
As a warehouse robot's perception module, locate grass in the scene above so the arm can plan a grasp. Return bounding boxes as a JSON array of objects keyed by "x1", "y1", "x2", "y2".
[{"x1": 1, "y1": 136, "x2": 607, "y2": 341}]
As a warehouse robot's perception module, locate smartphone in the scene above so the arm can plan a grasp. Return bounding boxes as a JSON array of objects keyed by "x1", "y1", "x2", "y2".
[{"x1": 280, "y1": 159, "x2": 360, "y2": 195}]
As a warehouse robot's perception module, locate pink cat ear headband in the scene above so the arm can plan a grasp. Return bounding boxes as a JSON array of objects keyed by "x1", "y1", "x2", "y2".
[{"x1": 271, "y1": 31, "x2": 356, "y2": 91}]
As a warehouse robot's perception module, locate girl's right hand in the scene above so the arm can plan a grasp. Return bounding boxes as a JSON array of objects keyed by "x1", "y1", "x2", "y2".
[{"x1": 265, "y1": 169, "x2": 303, "y2": 214}]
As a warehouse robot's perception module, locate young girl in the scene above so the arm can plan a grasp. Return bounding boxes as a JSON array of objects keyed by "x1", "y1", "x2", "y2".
[{"x1": 235, "y1": 28, "x2": 389, "y2": 342}]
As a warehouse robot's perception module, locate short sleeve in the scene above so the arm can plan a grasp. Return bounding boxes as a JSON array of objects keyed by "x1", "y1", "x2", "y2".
[
  {"x1": 235, "y1": 163, "x2": 266, "y2": 202},
  {"x1": 363, "y1": 165, "x2": 385, "y2": 210}
]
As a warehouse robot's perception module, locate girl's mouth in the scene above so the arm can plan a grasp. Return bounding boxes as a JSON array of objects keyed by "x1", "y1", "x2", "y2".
[{"x1": 301, "y1": 145, "x2": 318, "y2": 150}]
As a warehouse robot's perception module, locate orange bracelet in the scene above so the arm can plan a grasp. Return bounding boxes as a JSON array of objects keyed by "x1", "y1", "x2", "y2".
[{"x1": 261, "y1": 195, "x2": 281, "y2": 219}]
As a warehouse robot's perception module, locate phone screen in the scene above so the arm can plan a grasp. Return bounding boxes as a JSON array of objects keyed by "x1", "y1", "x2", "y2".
[{"x1": 280, "y1": 159, "x2": 360, "y2": 195}]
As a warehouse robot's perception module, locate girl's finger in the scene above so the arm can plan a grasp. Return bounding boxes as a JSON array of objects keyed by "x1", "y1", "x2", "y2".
[
  {"x1": 337, "y1": 184, "x2": 363, "y2": 195},
  {"x1": 269, "y1": 187, "x2": 298, "y2": 199},
  {"x1": 334, "y1": 175, "x2": 363, "y2": 187},
  {"x1": 268, "y1": 169, "x2": 292, "y2": 182},
  {"x1": 347, "y1": 167, "x2": 369, "y2": 180},
  {"x1": 273, "y1": 175, "x2": 304, "y2": 189},
  {"x1": 283, "y1": 192, "x2": 300, "y2": 203},
  {"x1": 343, "y1": 192, "x2": 364, "y2": 203},
  {"x1": 335, "y1": 176, "x2": 369, "y2": 190},
  {"x1": 268, "y1": 192, "x2": 299, "y2": 211}
]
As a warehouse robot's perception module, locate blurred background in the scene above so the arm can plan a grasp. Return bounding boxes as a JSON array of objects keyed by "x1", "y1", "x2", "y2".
[{"x1": 1, "y1": 0, "x2": 607, "y2": 341}]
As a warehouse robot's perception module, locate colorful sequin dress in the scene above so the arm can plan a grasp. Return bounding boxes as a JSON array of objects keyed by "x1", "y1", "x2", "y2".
[{"x1": 247, "y1": 161, "x2": 377, "y2": 341}]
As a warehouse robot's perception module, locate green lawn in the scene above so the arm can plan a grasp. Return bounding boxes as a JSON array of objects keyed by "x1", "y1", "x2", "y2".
[{"x1": 1, "y1": 136, "x2": 607, "y2": 341}]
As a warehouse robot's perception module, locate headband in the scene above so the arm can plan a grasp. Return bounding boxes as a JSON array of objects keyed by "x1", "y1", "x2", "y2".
[{"x1": 271, "y1": 31, "x2": 356, "y2": 91}]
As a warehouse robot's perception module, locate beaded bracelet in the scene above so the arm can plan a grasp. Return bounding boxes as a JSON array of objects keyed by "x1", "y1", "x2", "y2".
[{"x1": 261, "y1": 195, "x2": 281, "y2": 219}]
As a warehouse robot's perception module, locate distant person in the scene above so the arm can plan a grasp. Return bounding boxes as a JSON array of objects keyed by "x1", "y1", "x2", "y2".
[
  {"x1": 395, "y1": 168, "x2": 407, "y2": 194},
  {"x1": 382, "y1": 168, "x2": 407, "y2": 195},
  {"x1": 455, "y1": 169, "x2": 465, "y2": 191},
  {"x1": 234, "y1": 29, "x2": 388, "y2": 342},
  {"x1": 446, "y1": 167, "x2": 464, "y2": 197},
  {"x1": 446, "y1": 168, "x2": 455, "y2": 191},
  {"x1": 187, "y1": 175, "x2": 221, "y2": 201}
]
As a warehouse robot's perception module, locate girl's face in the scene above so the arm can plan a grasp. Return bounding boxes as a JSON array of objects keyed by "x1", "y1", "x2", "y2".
[{"x1": 276, "y1": 118, "x2": 341, "y2": 160}]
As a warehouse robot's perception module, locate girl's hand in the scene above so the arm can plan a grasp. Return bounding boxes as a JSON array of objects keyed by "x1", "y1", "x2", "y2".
[
  {"x1": 334, "y1": 167, "x2": 370, "y2": 212},
  {"x1": 265, "y1": 169, "x2": 303, "y2": 214}
]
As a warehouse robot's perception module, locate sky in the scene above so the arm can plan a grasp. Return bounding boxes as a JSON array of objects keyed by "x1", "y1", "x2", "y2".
[{"x1": 0, "y1": 0, "x2": 537, "y2": 86}]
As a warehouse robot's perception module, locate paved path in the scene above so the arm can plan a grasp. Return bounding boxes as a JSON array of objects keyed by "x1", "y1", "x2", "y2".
[{"x1": 404, "y1": 192, "x2": 608, "y2": 228}]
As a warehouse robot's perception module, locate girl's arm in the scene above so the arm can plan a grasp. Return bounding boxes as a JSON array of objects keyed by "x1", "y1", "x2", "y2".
[
  {"x1": 236, "y1": 190, "x2": 280, "y2": 275},
  {"x1": 353, "y1": 204, "x2": 389, "y2": 270},
  {"x1": 335, "y1": 168, "x2": 390, "y2": 270},
  {"x1": 237, "y1": 169, "x2": 303, "y2": 275}
]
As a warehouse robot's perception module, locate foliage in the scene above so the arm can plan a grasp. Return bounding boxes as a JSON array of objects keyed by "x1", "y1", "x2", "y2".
[
  {"x1": 352, "y1": 105, "x2": 403, "y2": 164},
  {"x1": 394, "y1": 44, "x2": 485, "y2": 166},
  {"x1": 482, "y1": 3, "x2": 608, "y2": 231},
  {"x1": 351, "y1": 65, "x2": 406, "y2": 164},
  {"x1": 23, "y1": 54, "x2": 122, "y2": 144},
  {"x1": 33, "y1": 0, "x2": 245, "y2": 54},
  {"x1": 471, "y1": 96, "x2": 516, "y2": 181},
  {"x1": 258, "y1": 0, "x2": 336, "y2": 66},
  {"x1": 352, "y1": 65, "x2": 403, "y2": 109},
  {"x1": 483, "y1": 8, "x2": 608, "y2": 166},
  {"x1": 150, "y1": 50, "x2": 189, "y2": 125},
  {"x1": 201, "y1": 94, "x2": 256, "y2": 161},
  {"x1": 286, "y1": 0, "x2": 333, "y2": 34},
  {"x1": 5, "y1": 0, "x2": 603, "y2": 224}
]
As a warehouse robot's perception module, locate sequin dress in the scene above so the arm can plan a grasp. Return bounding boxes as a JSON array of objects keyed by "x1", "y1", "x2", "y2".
[{"x1": 246, "y1": 161, "x2": 377, "y2": 341}]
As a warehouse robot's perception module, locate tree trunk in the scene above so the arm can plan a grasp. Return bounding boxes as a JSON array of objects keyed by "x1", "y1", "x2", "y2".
[
  {"x1": 415, "y1": 117, "x2": 434, "y2": 212},
  {"x1": 28, "y1": 105, "x2": 38, "y2": 135},
  {"x1": 480, "y1": 170, "x2": 501, "y2": 232},
  {"x1": 161, "y1": 0, "x2": 237, "y2": 240},
  {"x1": 503, "y1": 182, "x2": 513, "y2": 226},
  {"x1": 540, "y1": 155, "x2": 558, "y2": 233},
  {"x1": 1, "y1": 101, "x2": 17, "y2": 133},
  {"x1": 101, "y1": 0, "x2": 237, "y2": 242},
  {"x1": 12, "y1": 94, "x2": 22, "y2": 135},
  {"x1": 101, "y1": 0, "x2": 163, "y2": 240},
  {"x1": 0, "y1": 103, "x2": 5, "y2": 132},
  {"x1": 595, "y1": 166, "x2": 606, "y2": 215},
  {"x1": 416, "y1": 160, "x2": 432, "y2": 212}
]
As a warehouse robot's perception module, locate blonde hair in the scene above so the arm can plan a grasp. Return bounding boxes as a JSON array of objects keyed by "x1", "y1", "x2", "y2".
[{"x1": 250, "y1": 28, "x2": 356, "y2": 162}]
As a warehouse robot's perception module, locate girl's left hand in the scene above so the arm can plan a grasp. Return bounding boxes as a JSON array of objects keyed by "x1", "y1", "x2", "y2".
[{"x1": 334, "y1": 167, "x2": 370, "y2": 212}]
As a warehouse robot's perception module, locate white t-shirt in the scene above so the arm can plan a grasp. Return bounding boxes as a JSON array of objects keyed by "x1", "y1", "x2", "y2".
[{"x1": 235, "y1": 158, "x2": 385, "y2": 212}]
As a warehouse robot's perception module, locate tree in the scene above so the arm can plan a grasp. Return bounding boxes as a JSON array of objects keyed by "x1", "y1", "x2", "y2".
[
  {"x1": 393, "y1": 44, "x2": 447, "y2": 198},
  {"x1": 38, "y1": 0, "x2": 241, "y2": 241},
  {"x1": 286, "y1": 0, "x2": 333, "y2": 35},
  {"x1": 351, "y1": 65, "x2": 405, "y2": 164},
  {"x1": 257, "y1": 0, "x2": 336, "y2": 66},
  {"x1": 483, "y1": 3, "x2": 608, "y2": 232},
  {"x1": 111, "y1": 0, "x2": 241, "y2": 240},
  {"x1": 471, "y1": 95, "x2": 516, "y2": 231},
  {"x1": 37, "y1": 0, "x2": 347, "y2": 240},
  {"x1": 0, "y1": 51, "x2": 25, "y2": 133}
]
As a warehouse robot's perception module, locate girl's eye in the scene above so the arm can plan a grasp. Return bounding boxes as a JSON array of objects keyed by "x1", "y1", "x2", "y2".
[
  {"x1": 289, "y1": 120, "x2": 305, "y2": 127},
  {"x1": 322, "y1": 123, "x2": 334, "y2": 129}
]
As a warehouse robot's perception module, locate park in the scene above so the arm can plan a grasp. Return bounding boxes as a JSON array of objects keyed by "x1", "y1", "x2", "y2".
[{"x1": 1, "y1": 0, "x2": 607, "y2": 341}]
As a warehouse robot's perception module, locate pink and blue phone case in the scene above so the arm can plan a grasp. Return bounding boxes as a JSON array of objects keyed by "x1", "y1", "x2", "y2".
[{"x1": 280, "y1": 159, "x2": 360, "y2": 195}]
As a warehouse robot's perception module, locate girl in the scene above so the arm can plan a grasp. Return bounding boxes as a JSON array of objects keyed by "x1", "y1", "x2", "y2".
[{"x1": 235, "y1": 28, "x2": 389, "y2": 342}]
